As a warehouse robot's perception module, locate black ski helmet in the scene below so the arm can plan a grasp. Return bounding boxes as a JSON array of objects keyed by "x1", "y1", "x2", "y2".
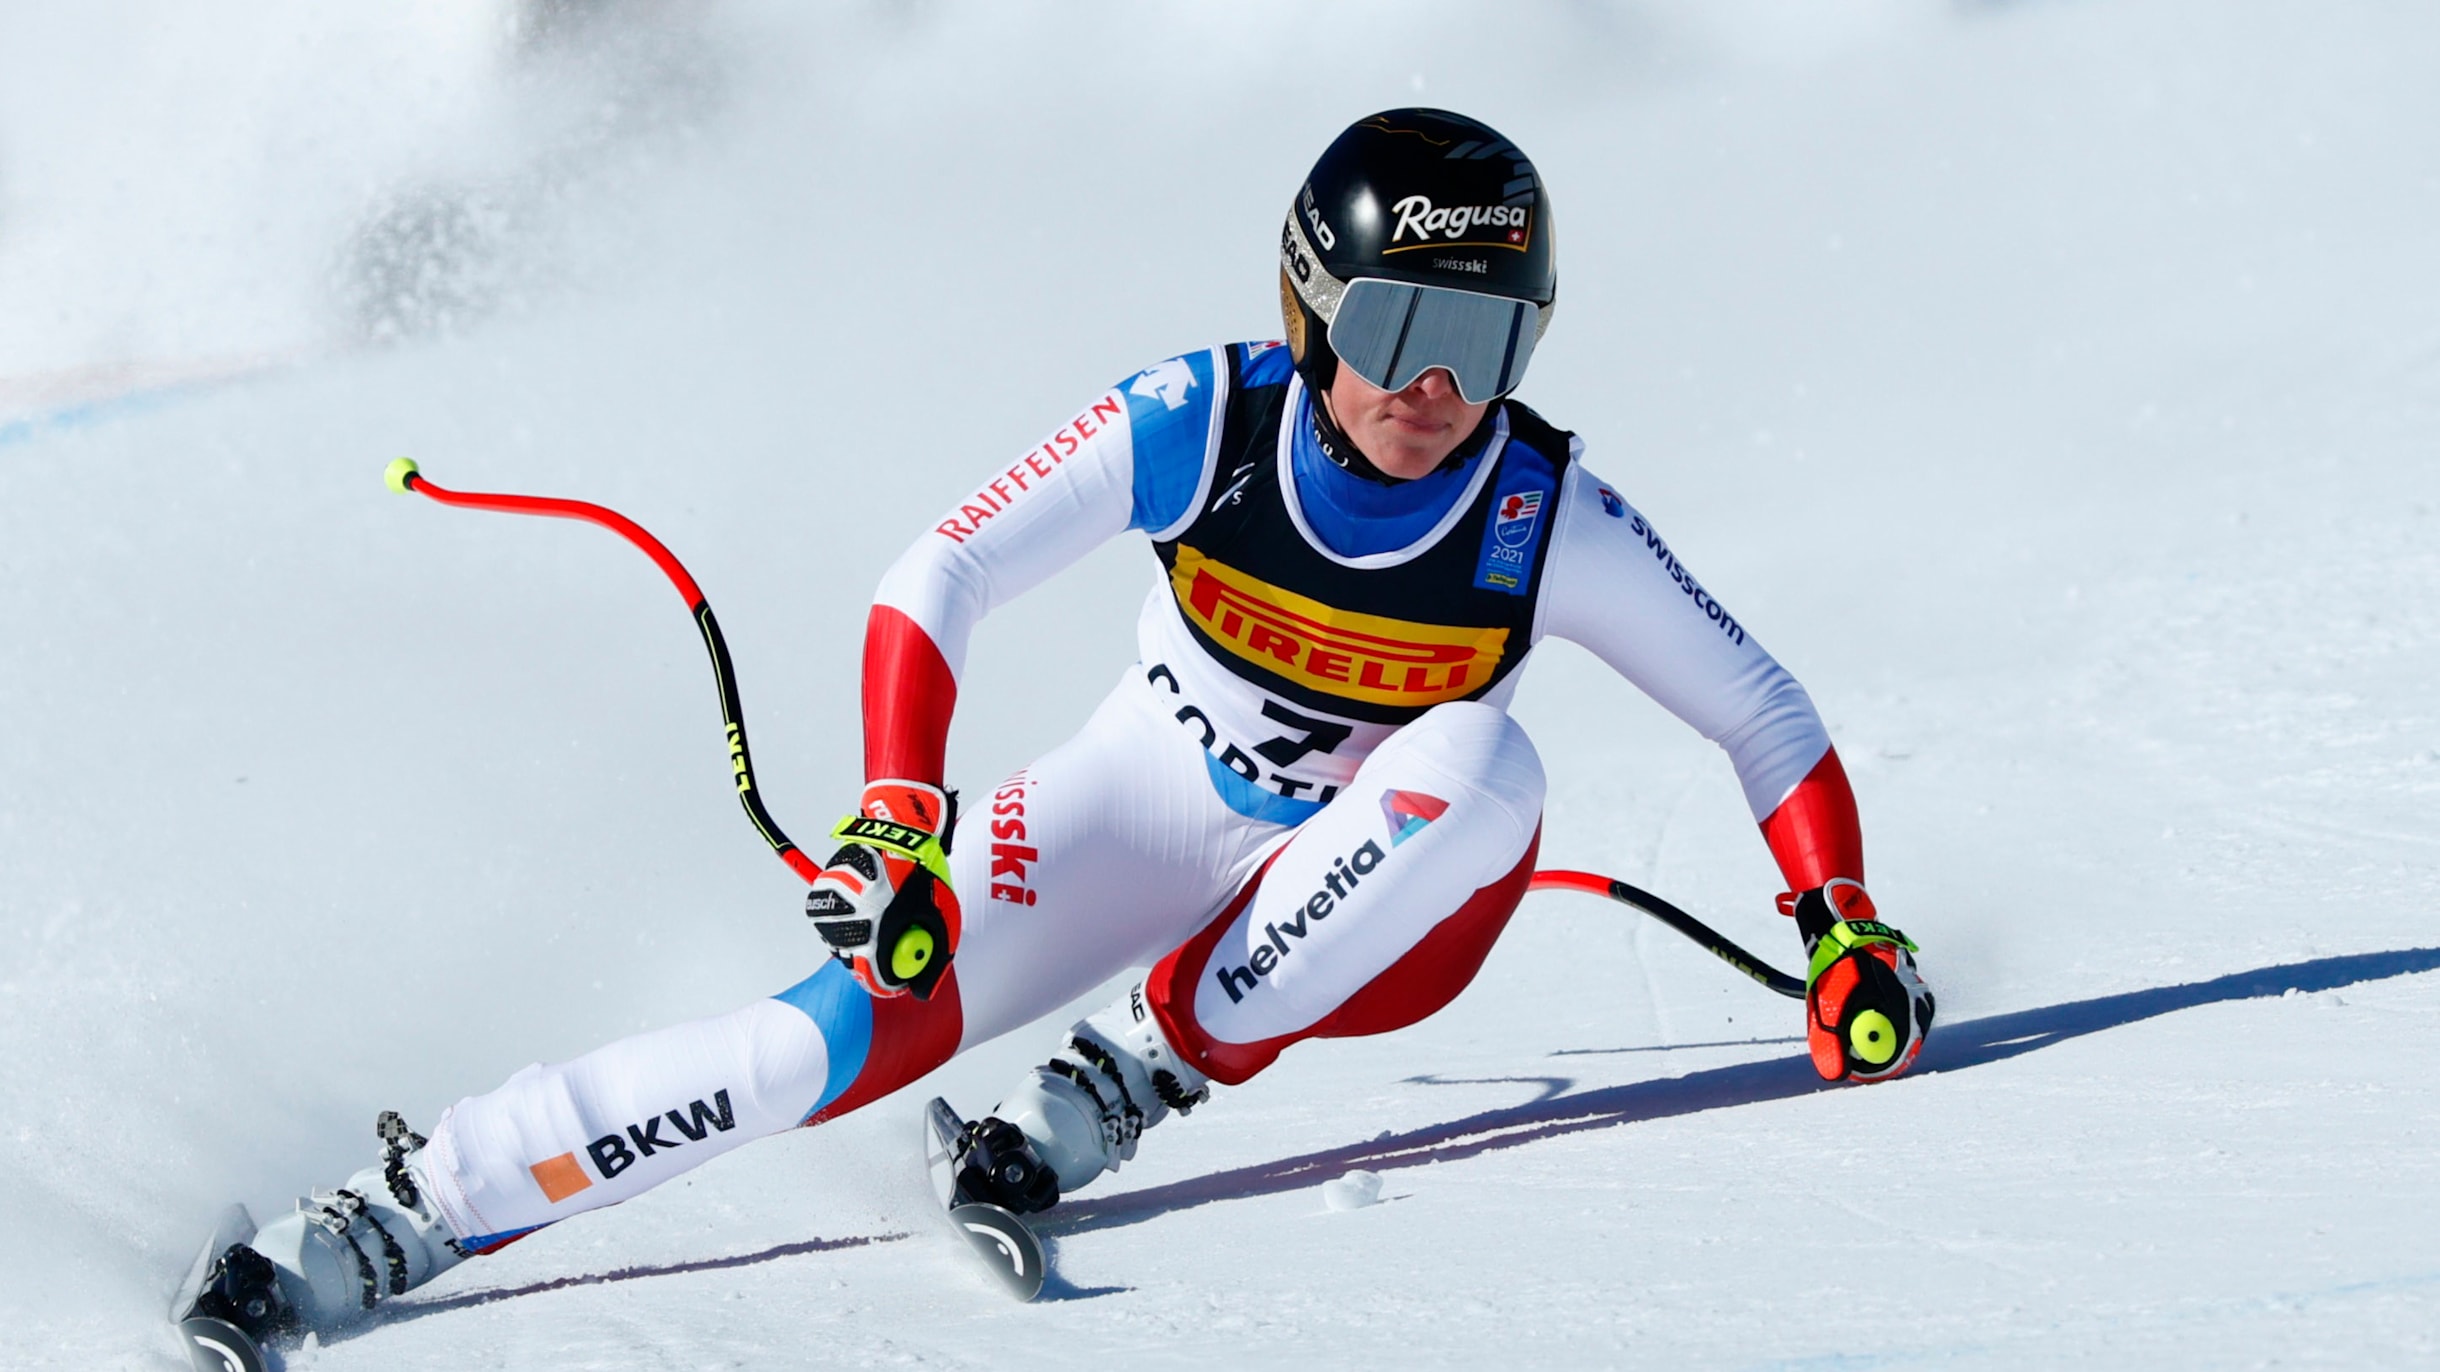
[{"x1": 1279, "y1": 109, "x2": 1557, "y2": 403}]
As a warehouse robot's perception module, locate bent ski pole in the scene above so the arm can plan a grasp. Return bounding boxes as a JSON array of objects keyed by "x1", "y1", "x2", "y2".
[
  {"x1": 381, "y1": 457, "x2": 1802, "y2": 1003},
  {"x1": 383, "y1": 458, "x2": 823, "y2": 886},
  {"x1": 1527, "y1": 869, "x2": 1805, "y2": 999}
]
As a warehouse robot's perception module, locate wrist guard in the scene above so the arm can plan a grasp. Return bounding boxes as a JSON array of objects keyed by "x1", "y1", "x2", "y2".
[
  {"x1": 804, "y1": 780, "x2": 961, "y2": 999},
  {"x1": 1782, "y1": 878, "x2": 1934, "y2": 1083}
]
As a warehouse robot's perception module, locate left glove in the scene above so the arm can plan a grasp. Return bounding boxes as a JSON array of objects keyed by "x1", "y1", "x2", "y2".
[
  {"x1": 804, "y1": 780, "x2": 961, "y2": 1000},
  {"x1": 1780, "y1": 878, "x2": 1933, "y2": 1083}
]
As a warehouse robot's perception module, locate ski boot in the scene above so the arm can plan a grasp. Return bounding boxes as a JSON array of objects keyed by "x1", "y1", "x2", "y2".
[
  {"x1": 256, "y1": 1113, "x2": 468, "y2": 1331},
  {"x1": 175, "y1": 1113, "x2": 465, "y2": 1367},
  {"x1": 982, "y1": 984, "x2": 1212, "y2": 1207}
]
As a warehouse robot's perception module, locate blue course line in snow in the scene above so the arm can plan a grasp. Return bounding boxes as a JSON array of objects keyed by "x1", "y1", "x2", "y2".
[
  {"x1": 0, "y1": 384, "x2": 192, "y2": 449},
  {"x1": 0, "y1": 365, "x2": 285, "y2": 450}
]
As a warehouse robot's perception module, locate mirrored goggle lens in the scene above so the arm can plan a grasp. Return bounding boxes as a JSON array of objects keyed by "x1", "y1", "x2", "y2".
[{"x1": 1326, "y1": 278, "x2": 1539, "y2": 403}]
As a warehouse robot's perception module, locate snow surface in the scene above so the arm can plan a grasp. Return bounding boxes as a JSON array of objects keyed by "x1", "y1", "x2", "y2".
[{"x1": 4, "y1": 1, "x2": 2438, "y2": 1367}]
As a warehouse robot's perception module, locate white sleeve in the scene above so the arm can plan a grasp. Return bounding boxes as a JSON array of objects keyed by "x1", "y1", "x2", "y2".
[
  {"x1": 1534, "y1": 461, "x2": 1832, "y2": 820},
  {"x1": 869, "y1": 391, "x2": 1142, "y2": 683}
]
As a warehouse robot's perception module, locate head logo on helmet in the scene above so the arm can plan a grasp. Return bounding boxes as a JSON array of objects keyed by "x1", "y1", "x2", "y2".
[
  {"x1": 1279, "y1": 109, "x2": 1557, "y2": 404},
  {"x1": 1302, "y1": 190, "x2": 1339, "y2": 251}
]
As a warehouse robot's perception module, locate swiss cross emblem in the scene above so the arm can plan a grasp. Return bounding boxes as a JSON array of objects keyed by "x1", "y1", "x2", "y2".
[{"x1": 1507, "y1": 228, "x2": 1524, "y2": 244}]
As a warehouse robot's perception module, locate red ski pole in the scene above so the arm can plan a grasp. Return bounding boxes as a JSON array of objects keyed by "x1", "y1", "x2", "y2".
[{"x1": 384, "y1": 458, "x2": 822, "y2": 886}]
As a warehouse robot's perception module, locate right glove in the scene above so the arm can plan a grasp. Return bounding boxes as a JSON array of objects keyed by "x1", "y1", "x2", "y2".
[
  {"x1": 804, "y1": 779, "x2": 961, "y2": 1000},
  {"x1": 1780, "y1": 878, "x2": 1934, "y2": 1083}
]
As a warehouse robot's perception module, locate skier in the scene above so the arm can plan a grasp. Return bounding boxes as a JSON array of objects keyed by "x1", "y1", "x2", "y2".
[{"x1": 185, "y1": 108, "x2": 1932, "y2": 1345}]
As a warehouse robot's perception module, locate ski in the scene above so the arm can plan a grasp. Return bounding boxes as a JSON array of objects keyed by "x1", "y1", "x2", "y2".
[
  {"x1": 170, "y1": 1204, "x2": 271, "y2": 1372},
  {"x1": 922, "y1": 1097, "x2": 1048, "y2": 1301}
]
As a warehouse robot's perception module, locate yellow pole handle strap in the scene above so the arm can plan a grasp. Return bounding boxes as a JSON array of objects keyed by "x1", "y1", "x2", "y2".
[
  {"x1": 1805, "y1": 917, "x2": 1920, "y2": 987},
  {"x1": 831, "y1": 815, "x2": 955, "y2": 891}
]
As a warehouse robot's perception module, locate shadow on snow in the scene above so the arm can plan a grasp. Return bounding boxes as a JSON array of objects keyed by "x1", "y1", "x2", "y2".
[
  {"x1": 1048, "y1": 946, "x2": 2440, "y2": 1236},
  {"x1": 334, "y1": 945, "x2": 2440, "y2": 1327}
]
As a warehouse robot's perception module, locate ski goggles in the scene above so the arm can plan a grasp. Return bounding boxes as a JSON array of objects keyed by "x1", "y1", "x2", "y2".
[{"x1": 1325, "y1": 277, "x2": 1547, "y2": 403}]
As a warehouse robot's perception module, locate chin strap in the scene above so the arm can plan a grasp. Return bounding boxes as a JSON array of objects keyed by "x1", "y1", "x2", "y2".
[{"x1": 1309, "y1": 390, "x2": 1398, "y2": 484}]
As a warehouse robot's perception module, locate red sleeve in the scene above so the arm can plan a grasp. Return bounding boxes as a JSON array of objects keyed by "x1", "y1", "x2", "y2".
[
  {"x1": 861, "y1": 604, "x2": 958, "y2": 787},
  {"x1": 1757, "y1": 747, "x2": 1863, "y2": 891}
]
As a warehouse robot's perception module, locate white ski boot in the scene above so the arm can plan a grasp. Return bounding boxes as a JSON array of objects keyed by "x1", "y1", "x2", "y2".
[
  {"x1": 242, "y1": 1111, "x2": 467, "y2": 1334},
  {"x1": 988, "y1": 984, "x2": 1212, "y2": 1202}
]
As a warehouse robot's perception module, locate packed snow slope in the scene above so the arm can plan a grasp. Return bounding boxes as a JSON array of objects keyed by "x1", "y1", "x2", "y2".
[{"x1": 4, "y1": 2, "x2": 2437, "y2": 1367}]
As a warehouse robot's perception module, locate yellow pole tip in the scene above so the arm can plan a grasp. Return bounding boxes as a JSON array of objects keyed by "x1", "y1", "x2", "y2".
[{"x1": 384, "y1": 457, "x2": 421, "y2": 494}]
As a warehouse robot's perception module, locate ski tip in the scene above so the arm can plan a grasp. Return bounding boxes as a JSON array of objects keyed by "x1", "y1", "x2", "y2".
[
  {"x1": 384, "y1": 456, "x2": 421, "y2": 494},
  {"x1": 923, "y1": 1096, "x2": 962, "y2": 1137},
  {"x1": 178, "y1": 1315, "x2": 268, "y2": 1372}
]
